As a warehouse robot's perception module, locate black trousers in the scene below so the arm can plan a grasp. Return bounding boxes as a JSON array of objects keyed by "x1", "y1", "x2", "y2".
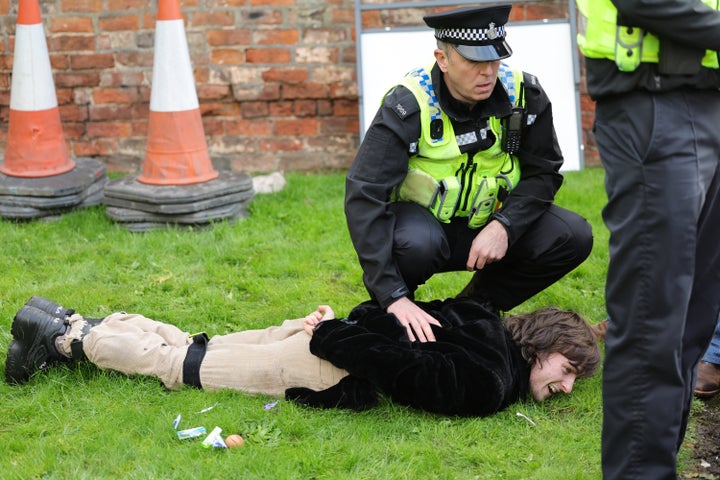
[
  {"x1": 389, "y1": 201, "x2": 593, "y2": 311},
  {"x1": 595, "y1": 89, "x2": 720, "y2": 480}
]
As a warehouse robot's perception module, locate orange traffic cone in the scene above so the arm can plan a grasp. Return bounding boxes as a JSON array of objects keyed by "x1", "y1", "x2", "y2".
[
  {"x1": 1, "y1": 0, "x2": 75, "y2": 177},
  {"x1": 137, "y1": 0, "x2": 218, "y2": 185}
]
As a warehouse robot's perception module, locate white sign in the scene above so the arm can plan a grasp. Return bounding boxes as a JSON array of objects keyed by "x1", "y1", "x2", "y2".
[{"x1": 359, "y1": 21, "x2": 582, "y2": 170}]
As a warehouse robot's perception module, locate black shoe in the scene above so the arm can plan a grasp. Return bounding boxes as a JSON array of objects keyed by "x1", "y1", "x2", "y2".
[
  {"x1": 6, "y1": 305, "x2": 68, "y2": 385},
  {"x1": 22, "y1": 296, "x2": 75, "y2": 319}
]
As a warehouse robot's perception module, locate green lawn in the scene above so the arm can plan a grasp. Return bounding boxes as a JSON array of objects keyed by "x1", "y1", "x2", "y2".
[{"x1": 0, "y1": 168, "x2": 697, "y2": 478}]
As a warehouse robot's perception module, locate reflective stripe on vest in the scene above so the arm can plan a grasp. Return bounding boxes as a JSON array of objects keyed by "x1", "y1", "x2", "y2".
[
  {"x1": 392, "y1": 63, "x2": 523, "y2": 229},
  {"x1": 576, "y1": 0, "x2": 719, "y2": 71}
]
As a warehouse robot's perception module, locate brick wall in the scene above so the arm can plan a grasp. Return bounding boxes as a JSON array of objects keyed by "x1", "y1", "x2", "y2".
[{"x1": 0, "y1": 0, "x2": 598, "y2": 176}]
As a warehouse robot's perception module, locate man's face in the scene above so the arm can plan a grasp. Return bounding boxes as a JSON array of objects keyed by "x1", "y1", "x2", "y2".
[
  {"x1": 529, "y1": 352, "x2": 578, "y2": 402},
  {"x1": 434, "y1": 46, "x2": 500, "y2": 107}
]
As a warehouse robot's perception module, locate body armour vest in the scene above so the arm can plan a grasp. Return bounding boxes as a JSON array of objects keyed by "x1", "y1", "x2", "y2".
[
  {"x1": 393, "y1": 63, "x2": 523, "y2": 229},
  {"x1": 576, "y1": 0, "x2": 720, "y2": 72}
]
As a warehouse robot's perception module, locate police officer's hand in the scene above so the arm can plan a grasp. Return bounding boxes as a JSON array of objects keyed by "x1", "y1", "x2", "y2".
[
  {"x1": 387, "y1": 297, "x2": 442, "y2": 343},
  {"x1": 466, "y1": 220, "x2": 509, "y2": 271}
]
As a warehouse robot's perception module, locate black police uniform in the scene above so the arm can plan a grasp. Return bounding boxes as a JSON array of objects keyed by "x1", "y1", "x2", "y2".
[
  {"x1": 583, "y1": 3, "x2": 720, "y2": 479},
  {"x1": 344, "y1": 6, "x2": 593, "y2": 312}
]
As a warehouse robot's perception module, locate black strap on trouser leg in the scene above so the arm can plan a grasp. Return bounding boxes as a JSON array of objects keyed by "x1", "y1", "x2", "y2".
[
  {"x1": 69, "y1": 317, "x2": 105, "y2": 361},
  {"x1": 182, "y1": 333, "x2": 209, "y2": 389}
]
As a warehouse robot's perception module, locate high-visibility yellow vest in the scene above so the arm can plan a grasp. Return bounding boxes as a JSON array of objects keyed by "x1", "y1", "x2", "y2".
[
  {"x1": 576, "y1": 0, "x2": 719, "y2": 71},
  {"x1": 393, "y1": 63, "x2": 523, "y2": 229}
]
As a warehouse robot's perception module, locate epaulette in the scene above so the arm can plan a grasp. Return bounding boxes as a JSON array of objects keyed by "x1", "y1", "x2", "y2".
[{"x1": 385, "y1": 85, "x2": 421, "y2": 121}]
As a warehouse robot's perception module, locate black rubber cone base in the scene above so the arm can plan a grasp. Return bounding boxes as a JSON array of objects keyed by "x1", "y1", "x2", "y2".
[
  {"x1": 103, "y1": 171, "x2": 255, "y2": 231},
  {"x1": 0, "y1": 158, "x2": 108, "y2": 220}
]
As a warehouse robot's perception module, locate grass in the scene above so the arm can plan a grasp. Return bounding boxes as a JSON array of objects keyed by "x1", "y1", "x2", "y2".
[{"x1": 0, "y1": 167, "x2": 696, "y2": 478}]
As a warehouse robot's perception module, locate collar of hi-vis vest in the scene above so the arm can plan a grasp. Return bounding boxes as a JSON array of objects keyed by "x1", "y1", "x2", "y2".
[{"x1": 431, "y1": 63, "x2": 515, "y2": 122}]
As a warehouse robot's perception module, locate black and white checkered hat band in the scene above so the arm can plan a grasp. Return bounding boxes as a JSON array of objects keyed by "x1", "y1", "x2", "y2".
[{"x1": 436, "y1": 25, "x2": 505, "y2": 43}]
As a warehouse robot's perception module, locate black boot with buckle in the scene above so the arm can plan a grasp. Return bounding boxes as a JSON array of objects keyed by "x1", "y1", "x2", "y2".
[
  {"x1": 5, "y1": 297, "x2": 103, "y2": 385},
  {"x1": 5, "y1": 305, "x2": 70, "y2": 385}
]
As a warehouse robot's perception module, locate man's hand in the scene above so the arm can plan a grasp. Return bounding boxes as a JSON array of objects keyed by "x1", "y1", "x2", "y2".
[
  {"x1": 466, "y1": 219, "x2": 509, "y2": 271},
  {"x1": 303, "y1": 305, "x2": 335, "y2": 336},
  {"x1": 386, "y1": 297, "x2": 442, "y2": 343}
]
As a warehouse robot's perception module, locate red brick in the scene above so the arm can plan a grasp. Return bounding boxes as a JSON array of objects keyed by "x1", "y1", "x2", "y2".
[
  {"x1": 206, "y1": 29, "x2": 251, "y2": 46},
  {"x1": 333, "y1": 99, "x2": 358, "y2": 117},
  {"x1": 49, "y1": 17, "x2": 94, "y2": 33},
  {"x1": 211, "y1": 49, "x2": 245, "y2": 65},
  {"x1": 282, "y1": 83, "x2": 329, "y2": 100},
  {"x1": 55, "y1": 72, "x2": 100, "y2": 88},
  {"x1": 274, "y1": 118, "x2": 318, "y2": 136},
  {"x1": 269, "y1": 101, "x2": 294, "y2": 117},
  {"x1": 246, "y1": 48, "x2": 291, "y2": 64},
  {"x1": 98, "y1": 14, "x2": 141, "y2": 31},
  {"x1": 102, "y1": 71, "x2": 146, "y2": 88},
  {"x1": 225, "y1": 118, "x2": 272, "y2": 136},
  {"x1": 293, "y1": 100, "x2": 316, "y2": 117},
  {"x1": 70, "y1": 54, "x2": 115, "y2": 70},
  {"x1": 241, "y1": 9, "x2": 283, "y2": 26},
  {"x1": 56, "y1": 89, "x2": 74, "y2": 105},
  {"x1": 61, "y1": 0, "x2": 103, "y2": 13},
  {"x1": 251, "y1": 0, "x2": 295, "y2": 6},
  {"x1": 262, "y1": 68, "x2": 307, "y2": 84},
  {"x1": 333, "y1": 8, "x2": 355, "y2": 25},
  {"x1": 257, "y1": 85, "x2": 281, "y2": 101},
  {"x1": 93, "y1": 87, "x2": 140, "y2": 104},
  {"x1": 253, "y1": 29, "x2": 299, "y2": 45},
  {"x1": 202, "y1": 118, "x2": 224, "y2": 136},
  {"x1": 106, "y1": 0, "x2": 147, "y2": 11},
  {"x1": 241, "y1": 102, "x2": 269, "y2": 118},
  {"x1": 86, "y1": 121, "x2": 132, "y2": 138},
  {"x1": 317, "y1": 99, "x2": 333, "y2": 116},
  {"x1": 58, "y1": 104, "x2": 88, "y2": 122},
  {"x1": 197, "y1": 85, "x2": 231, "y2": 101},
  {"x1": 131, "y1": 119, "x2": 148, "y2": 136},
  {"x1": 62, "y1": 122, "x2": 86, "y2": 140},
  {"x1": 200, "y1": 102, "x2": 242, "y2": 117},
  {"x1": 50, "y1": 54, "x2": 70, "y2": 70},
  {"x1": 90, "y1": 104, "x2": 134, "y2": 121},
  {"x1": 191, "y1": 11, "x2": 235, "y2": 27},
  {"x1": 319, "y1": 116, "x2": 358, "y2": 134},
  {"x1": 50, "y1": 35, "x2": 95, "y2": 52},
  {"x1": 526, "y1": 4, "x2": 568, "y2": 20}
]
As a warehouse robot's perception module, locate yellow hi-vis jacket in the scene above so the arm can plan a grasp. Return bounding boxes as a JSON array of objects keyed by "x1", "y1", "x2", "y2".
[
  {"x1": 393, "y1": 63, "x2": 523, "y2": 229},
  {"x1": 576, "y1": 0, "x2": 720, "y2": 71}
]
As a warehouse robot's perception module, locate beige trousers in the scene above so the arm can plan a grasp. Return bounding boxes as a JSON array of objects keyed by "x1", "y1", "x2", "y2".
[{"x1": 83, "y1": 313, "x2": 348, "y2": 397}]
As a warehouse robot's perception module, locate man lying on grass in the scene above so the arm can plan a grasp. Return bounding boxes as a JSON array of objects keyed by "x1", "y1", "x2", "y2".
[{"x1": 5, "y1": 295, "x2": 600, "y2": 416}]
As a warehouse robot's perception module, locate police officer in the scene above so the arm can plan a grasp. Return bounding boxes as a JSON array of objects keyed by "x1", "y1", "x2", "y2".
[
  {"x1": 345, "y1": 4, "x2": 593, "y2": 343},
  {"x1": 576, "y1": 0, "x2": 720, "y2": 478}
]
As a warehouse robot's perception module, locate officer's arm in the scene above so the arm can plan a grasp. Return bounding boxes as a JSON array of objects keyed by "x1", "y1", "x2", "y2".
[
  {"x1": 611, "y1": 0, "x2": 720, "y2": 50},
  {"x1": 344, "y1": 86, "x2": 421, "y2": 308}
]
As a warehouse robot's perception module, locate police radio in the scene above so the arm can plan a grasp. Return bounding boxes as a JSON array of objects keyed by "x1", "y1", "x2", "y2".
[{"x1": 502, "y1": 83, "x2": 525, "y2": 155}]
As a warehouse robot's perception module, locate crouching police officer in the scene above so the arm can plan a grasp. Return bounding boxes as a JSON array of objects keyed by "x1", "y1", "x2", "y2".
[{"x1": 345, "y1": 4, "x2": 593, "y2": 343}]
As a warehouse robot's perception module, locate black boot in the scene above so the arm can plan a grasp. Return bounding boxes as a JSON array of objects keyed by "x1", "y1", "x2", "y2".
[
  {"x1": 22, "y1": 296, "x2": 75, "y2": 319},
  {"x1": 25, "y1": 295, "x2": 75, "y2": 318},
  {"x1": 5, "y1": 306, "x2": 69, "y2": 385}
]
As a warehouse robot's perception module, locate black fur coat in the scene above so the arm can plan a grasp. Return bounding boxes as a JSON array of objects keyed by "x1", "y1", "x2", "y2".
[{"x1": 286, "y1": 297, "x2": 530, "y2": 417}]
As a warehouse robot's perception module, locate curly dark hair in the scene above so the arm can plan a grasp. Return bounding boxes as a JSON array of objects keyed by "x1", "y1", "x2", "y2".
[{"x1": 504, "y1": 307, "x2": 602, "y2": 378}]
